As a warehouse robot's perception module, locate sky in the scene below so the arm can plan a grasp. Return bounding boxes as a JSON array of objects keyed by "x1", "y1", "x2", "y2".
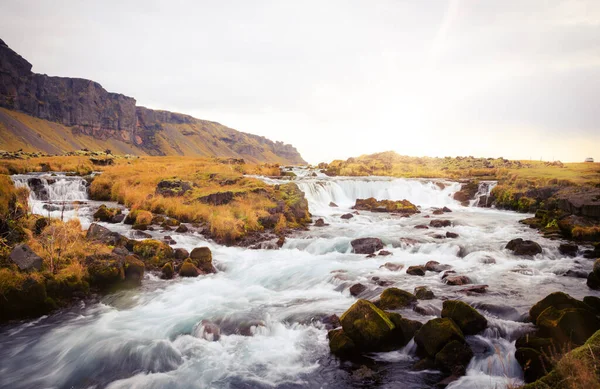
[{"x1": 1, "y1": 0, "x2": 599, "y2": 164}]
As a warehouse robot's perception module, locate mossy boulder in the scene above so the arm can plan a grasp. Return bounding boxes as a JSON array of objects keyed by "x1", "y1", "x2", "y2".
[
  {"x1": 583, "y1": 296, "x2": 600, "y2": 312},
  {"x1": 378, "y1": 288, "x2": 417, "y2": 310},
  {"x1": 506, "y1": 238, "x2": 543, "y2": 256},
  {"x1": 441, "y1": 300, "x2": 488, "y2": 335},
  {"x1": 386, "y1": 311, "x2": 422, "y2": 347},
  {"x1": 536, "y1": 306, "x2": 600, "y2": 346},
  {"x1": 588, "y1": 259, "x2": 600, "y2": 290},
  {"x1": 156, "y1": 179, "x2": 192, "y2": 197},
  {"x1": 516, "y1": 347, "x2": 552, "y2": 383},
  {"x1": 414, "y1": 318, "x2": 465, "y2": 358},
  {"x1": 530, "y1": 292, "x2": 592, "y2": 323},
  {"x1": 434, "y1": 340, "x2": 474, "y2": 375},
  {"x1": 414, "y1": 286, "x2": 435, "y2": 300},
  {"x1": 189, "y1": 247, "x2": 215, "y2": 273},
  {"x1": 46, "y1": 274, "x2": 90, "y2": 301},
  {"x1": 161, "y1": 262, "x2": 174, "y2": 279},
  {"x1": 174, "y1": 248, "x2": 189, "y2": 260},
  {"x1": 123, "y1": 255, "x2": 145, "y2": 285},
  {"x1": 0, "y1": 270, "x2": 54, "y2": 321},
  {"x1": 339, "y1": 299, "x2": 396, "y2": 351},
  {"x1": 328, "y1": 328, "x2": 357, "y2": 357},
  {"x1": 406, "y1": 265, "x2": 426, "y2": 276},
  {"x1": 93, "y1": 205, "x2": 121, "y2": 222},
  {"x1": 353, "y1": 197, "x2": 419, "y2": 214},
  {"x1": 179, "y1": 261, "x2": 200, "y2": 277},
  {"x1": 162, "y1": 218, "x2": 180, "y2": 227},
  {"x1": 85, "y1": 253, "x2": 125, "y2": 289},
  {"x1": 132, "y1": 239, "x2": 174, "y2": 267}
]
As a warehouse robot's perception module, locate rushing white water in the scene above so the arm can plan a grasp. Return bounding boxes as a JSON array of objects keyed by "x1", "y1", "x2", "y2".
[
  {"x1": 471, "y1": 181, "x2": 498, "y2": 207},
  {"x1": 2, "y1": 171, "x2": 598, "y2": 389}
]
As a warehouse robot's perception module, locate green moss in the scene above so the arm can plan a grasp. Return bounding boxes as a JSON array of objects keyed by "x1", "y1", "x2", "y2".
[
  {"x1": 339, "y1": 299, "x2": 396, "y2": 351},
  {"x1": 179, "y1": 261, "x2": 199, "y2": 277},
  {"x1": 414, "y1": 318, "x2": 465, "y2": 357},
  {"x1": 530, "y1": 292, "x2": 592, "y2": 323},
  {"x1": 441, "y1": 300, "x2": 487, "y2": 335},
  {"x1": 328, "y1": 328, "x2": 356, "y2": 356},
  {"x1": 132, "y1": 239, "x2": 174, "y2": 267},
  {"x1": 378, "y1": 288, "x2": 417, "y2": 310}
]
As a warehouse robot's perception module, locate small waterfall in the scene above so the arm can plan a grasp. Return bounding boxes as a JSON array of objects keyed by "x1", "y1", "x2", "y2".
[
  {"x1": 470, "y1": 181, "x2": 497, "y2": 207},
  {"x1": 11, "y1": 173, "x2": 91, "y2": 221},
  {"x1": 295, "y1": 178, "x2": 461, "y2": 211}
]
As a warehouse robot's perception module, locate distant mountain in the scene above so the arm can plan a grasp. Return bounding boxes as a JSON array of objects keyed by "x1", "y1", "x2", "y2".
[{"x1": 0, "y1": 39, "x2": 306, "y2": 164}]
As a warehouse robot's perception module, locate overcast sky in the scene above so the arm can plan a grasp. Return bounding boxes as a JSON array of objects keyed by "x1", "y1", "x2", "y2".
[{"x1": 1, "y1": 0, "x2": 599, "y2": 163}]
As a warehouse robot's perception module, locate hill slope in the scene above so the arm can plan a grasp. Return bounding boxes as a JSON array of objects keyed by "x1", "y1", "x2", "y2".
[{"x1": 0, "y1": 39, "x2": 305, "y2": 164}]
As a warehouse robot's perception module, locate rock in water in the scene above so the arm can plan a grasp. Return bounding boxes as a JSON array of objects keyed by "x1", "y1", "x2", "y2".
[
  {"x1": 378, "y1": 288, "x2": 417, "y2": 309},
  {"x1": 179, "y1": 261, "x2": 200, "y2": 277},
  {"x1": 351, "y1": 238, "x2": 384, "y2": 254},
  {"x1": 353, "y1": 198, "x2": 419, "y2": 214},
  {"x1": 441, "y1": 300, "x2": 488, "y2": 335},
  {"x1": 9, "y1": 244, "x2": 43, "y2": 271},
  {"x1": 430, "y1": 219, "x2": 452, "y2": 228},
  {"x1": 349, "y1": 283, "x2": 367, "y2": 296},
  {"x1": 190, "y1": 247, "x2": 216, "y2": 273},
  {"x1": 414, "y1": 318, "x2": 465, "y2": 357},
  {"x1": 506, "y1": 238, "x2": 543, "y2": 256},
  {"x1": 406, "y1": 265, "x2": 426, "y2": 276},
  {"x1": 414, "y1": 286, "x2": 435, "y2": 300},
  {"x1": 339, "y1": 299, "x2": 396, "y2": 351}
]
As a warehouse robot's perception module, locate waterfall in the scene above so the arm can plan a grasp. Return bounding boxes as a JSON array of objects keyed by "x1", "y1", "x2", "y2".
[
  {"x1": 295, "y1": 178, "x2": 461, "y2": 211},
  {"x1": 11, "y1": 173, "x2": 90, "y2": 221},
  {"x1": 470, "y1": 181, "x2": 497, "y2": 207}
]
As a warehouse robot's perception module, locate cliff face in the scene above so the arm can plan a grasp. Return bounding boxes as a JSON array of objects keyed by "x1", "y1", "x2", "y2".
[{"x1": 0, "y1": 39, "x2": 306, "y2": 164}]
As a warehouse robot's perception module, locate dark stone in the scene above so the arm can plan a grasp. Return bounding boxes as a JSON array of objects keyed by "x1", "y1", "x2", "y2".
[
  {"x1": 378, "y1": 250, "x2": 392, "y2": 256},
  {"x1": 179, "y1": 261, "x2": 200, "y2": 277},
  {"x1": 414, "y1": 286, "x2": 434, "y2": 300},
  {"x1": 161, "y1": 262, "x2": 174, "y2": 279},
  {"x1": 198, "y1": 191, "x2": 235, "y2": 206},
  {"x1": 444, "y1": 275, "x2": 472, "y2": 286},
  {"x1": 351, "y1": 238, "x2": 384, "y2": 254},
  {"x1": 329, "y1": 202, "x2": 338, "y2": 207},
  {"x1": 446, "y1": 231, "x2": 459, "y2": 239},
  {"x1": 506, "y1": 238, "x2": 543, "y2": 256},
  {"x1": 425, "y1": 261, "x2": 451, "y2": 273},
  {"x1": 380, "y1": 262, "x2": 404, "y2": 271},
  {"x1": 558, "y1": 243, "x2": 578, "y2": 257},
  {"x1": 9, "y1": 244, "x2": 43, "y2": 271},
  {"x1": 190, "y1": 247, "x2": 215, "y2": 273},
  {"x1": 156, "y1": 179, "x2": 193, "y2": 197},
  {"x1": 414, "y1": 318, "x2": 465, "y2": 358},
  {"x1": 414, "y1": 224, "x2": 429, "y2": 229},
  {"x1": 175, "y1": 224, "x2": 189, "y2": 233},
  {"x1": 430, "y1": 219, "x2": 452, "y2": 228},
  {"x1": 435, "y1": 340, "x2": 473, "y2": 376},
  {"x1": 340, "y1": 213, "x2": 354, "y2": 219},
  {"x1": 406, "y1": 265, "x2": 426, "y2": 276},
  {"x1": 174, "y1": 248, "x2": 189, "y2": 260},
  {"x1": 441, "y1": 300, "x2": 487, "y2": 335},
  {"x1": 349, "y1": 283, "x2": 367, "y2": 296},
  {"x1": 314, "y1": 218, "x2": 327, "y2": 227},
  {"x1": 378, "y1": 288, "x2": 417, "y2": 309}
]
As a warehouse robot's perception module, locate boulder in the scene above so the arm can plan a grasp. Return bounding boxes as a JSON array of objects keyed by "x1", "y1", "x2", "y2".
[
  {"x1": 33, "y1": 217, "x2": 49, "y2": 235},
  {"x1": 425, "y1": 261, "x2": 451, "y2": 273},
  {"x1": 430, "y1": 219, "x2": 452, "y2": 228},
  {"x1": 584, "y1": 296, "x2": 600, "y2": 313},
  {"x1": 441, "y1": 300, "x2": 488, "y2": 335},
  {"x1": 353, "y1": 197, "x2": 419, "y2": 214},
  {"x1": 174, "y1": 248, "x2": 189, "y2": 260},
  {"x1": 380, "y1": 262, "x2": 404, "y2": 271},
  {"x1": 155, "y1": 179, "x2": 192, "y2": 197},
  {"x1": 453, "y1": 181, "x2": 479, "y2": 206},
  {"x1": 444, "y1": 275, "x2": 472, "y2": 286},
  {"x1": 86, "y1": 223, "x2": 127, "y2": 246},
  {"x1": 536, "y1": 306, "x2": 600, "y2": 346},
  {"x1": 558, "y1": 243, "x2": 578, "y2": 257},
  {"x1": 9, "y1": 244, "x2": 43, "y2": 271},
  {"x1": 328, "y1": 328, "x2": 356, "y2": 357},
  {"x1": 529, "y1": 292, "x2": 593, "y2": 323},
  {"x1": 85, "y1": 253, "x2": 125, "y2": 289},
  {"x1": 198, "y1": 191, "x2": 235, "y2": 206},
  {"x1": 123, "y1": 255, "x2": 145, "y2": 285},
  {"x1": 406, "y1": 265, "x2": 426, "y2": 276},
  {"x1": 446, "y1": 231, "x2": 459, "y2": 239},
  {"x1": 378, "y1": 250, "x2": 392, "y2": 256},
  {"x1": 175, "y1": 224, "x2": 189, "y2": 233},
  {"x1": 132, "y1": 240, "x2": 174, "y2": 267},
  {"x1": 435, "y1": 340, "x2": 474, "y2": 375},
  {"x1": 506, "y1": 238, "x2": 543, "y2": 256},
  {"x1": 386, "y1": 311, "x2": 423, "y2": 347},
  {"x1": 190, "y1": 247, "x2": 216, "y2": 273},
  {"x1": 351, "y1": 238, "x2": 384, "y2": 254},
  {"x1": 414, "y1": 318, "x2": 465, "y2": 357},
  {"x1": 349, "y1": 283, "x2": 367, "y2": 296},
  {"x1": 179, "y1": 261, "x2": 200, "y2": 277},
  {"x1": 414, "y1": 224, "x2": 429, "y2": 229},
  {"x1": 458, "y1": 285, "x2": 489, "y2": 294},
  {"x1": 329, "y1": 202, "x2": 338, "y2": 207},
  {"x1": 340, "y1": 213, "x2": 354, "y2": 220},
  {"x1": 161, "y1": 262, "x2": 175, "y2": 279},
  {"x1": 93, "y1": 205, "x2": 121, "y2": 222},
  {"x1": 339, "y1": 299, "x2": 396, "y2": 351},
  {"x1": 516, "y1": 347, "x2": 551, "y2": 383},
  {"x1": 314, "y1": 218, "x2": 327, "y2": 227},
  {"x1": 414, "y1": 286, "x2": 435, "y2": 300},
  {"x1": 378, "y1": 288, "x2": 417, "y2": 309}
]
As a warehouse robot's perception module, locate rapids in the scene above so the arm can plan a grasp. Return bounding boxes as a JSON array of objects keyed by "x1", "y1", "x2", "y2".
[{"x1": 1, "y1": 170, "x2": 597, "y2": 389}]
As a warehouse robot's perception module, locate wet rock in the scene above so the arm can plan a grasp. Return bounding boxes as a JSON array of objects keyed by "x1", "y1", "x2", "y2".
[
  {"x1": 479, "y1": 256, "x2": 496, "y2": 264},
  {"x1": 175, "y1": 224, "x2": 189, "y2": 233},
  {"x1": 366, "y1": 253, "x2": 376, "y2": 258},
  {"x1": 430, "y1": 219, "x2": 452, "y2": 228},
  {"x1": 112, "y1": 246, "x2": 129, "y2": 256},
  {"x1": 584, "y1": 296, "x2": 600, "y2": 313},
  {"x1": 433, "y1": 234, "x2": 445, "y2": 239},
  {"x1": 444, "y1": 275, "x2": 472, "y2": 286},
  {"x1": 123, "y1": 255, "x2": 145, "y2": 285},
  {"x1": 349, "y1": 283, "x2": 367, "y2": 296},
  {"x1": 378, "y1": 250, "x2": 392, "y2": 256},
  {"x1": 86, "y1": 223, "x2": 128, "y2": 246},
  {"x1": 414, "y1": 286, "x2": 434, "y2": 300},
  {"x1": 161, "y1": 262, "x2": 174, "y2": 279},
  {"x1": 353, "y1": 197, "x2": 419, "y2": 214},
  {"x1": 380, "y1": 262, "x2": 404, "y2": 271},
  {"x1": 530, "y1": 292, "x2": 593, "y2": 323},
  {"x1": 339, "y1": 299, "x2": 395, "y2": 351},
  {"x1": 386, "y1": 311, "x2": 423, "y2": 347},
  {"x1": 314, "y1": 218, "x2": 327, "y2": 227},
  {"x1": 351, "y1": 238, "x2": 384, "y2": 254},
  {"x1": 329, "y1": 202, "x2": 338, "y2": 207},
  {"x1": 340, "y1": 213, "x2": 354, "y2": 219},
  {"x1": 156, "y1": 179, "x2": 192, "y2": 197},
  {"x1": 196, "y1": 320, "x2": 221, "y2": 341},
  {"x1": 111, "y1": 214, "x2": 125, "y2": 223},
  {"x1": 406, "y1": 265, "x2": 426, "y2": 276},
  {"x1": 174, "y1": 248, "x2": 189, "y2": 260},
  {"x1": 558, "y1": 243, "x2": 578, "y2": 257},
  {"x1": 190, "y1": 247, "x2": 216, "y2": 273},
  {"x1": 85, "y1": 253, "x2": 125, "y2": 289},
  {"x1": 516, "y1": 347, "x2": 551, "y2": 383},
  {"x1": 441, "y1": 300, "x2": 487, "y2": 335},
  {"x1": 378, "y1": 287, "x2": 417, "y2": 309},
  {"x1": 9, "y1": 244, "x2": 43, "y2": 271},
  {"x1": 277, "y1": 236, "x2": 286, "y2": 247},
  {"x1": 506, "y1": 238, "x2": 543, "y2": 256},
  {"x1": 536, "y1": 306, "x2": 600, "y2": 346},
  {"x1": 435, "y1": 340, "x2": 474, "y2": 376},
  {"x1": 131, "y1": 230, "x2": 151, "y2": 239},
  {"x1": 441, "y1": 270, "x2": 456, "y2": 279},
  {"x1": 458, "y1": 285, "x2": 489, "y2": 294},
  {"x1": 442, "y1": 207, "x2": 452, "y2": 213},
  {"x1": 453, "y1": 181, "x2": 479, "y2": 206},
  {"x1": 132, "y1": 239, "x2": 174, "y2": 266},
  {"x1": 328, "y1": 328, "x2": 356, "y2": 357},
  {"x1": 93, "y1": 204, "x2": 121, "y2": 222},
  {"x1": 322, "y1": 314, "x2": 341, "y2": 329},
  {"x1": 432, "y1": 209, "x2": 444, "y2": 215},
  {"x1": 564, "y1": 269, "x2": 588, "y2": 279},
  {"x1": 425, "y1": 261, "x2": 451, "y2": 273},
  {"x1": 446, "y1": 231, "x2": 459, "y2": 239},
  {"x1": 414, "y1": 318, "x2": 465, "y2": 357},
  {"x1": 179, "y1": 261, "x2": 200, "y2": 277},
  {"x1": 198, "y1": 191, "x2": 235, "y2": 206},
  {"x1": 589, "y1": 259, "x2": 600, "y2": 289}
]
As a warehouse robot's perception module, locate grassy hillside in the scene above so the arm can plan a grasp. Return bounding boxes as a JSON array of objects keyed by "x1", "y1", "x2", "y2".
[{"x1": 0, "y1": 107, "x2": 305, "y2": 164}]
